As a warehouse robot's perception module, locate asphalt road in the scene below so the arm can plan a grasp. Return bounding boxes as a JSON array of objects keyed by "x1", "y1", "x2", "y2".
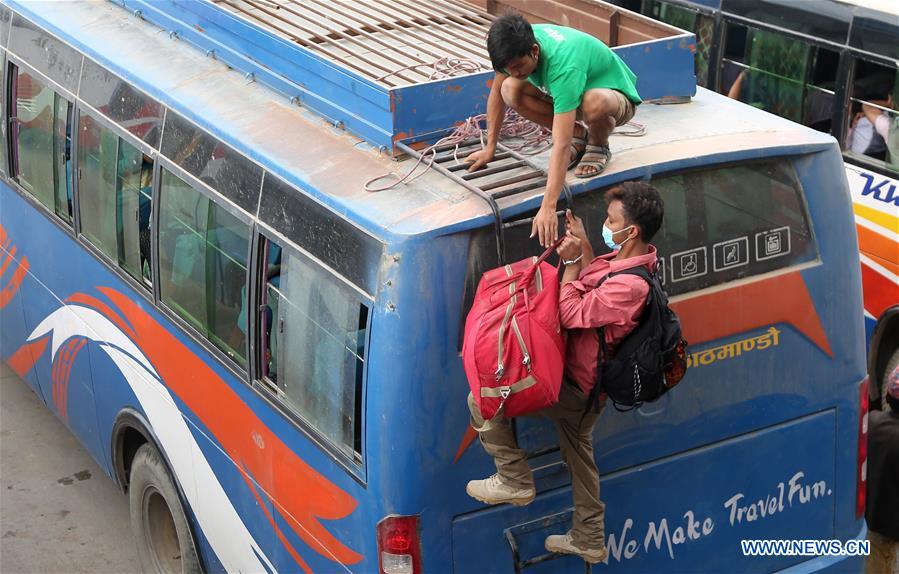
[{"x1": 0, "y1": 361, "x2": 140, "y2": 574}]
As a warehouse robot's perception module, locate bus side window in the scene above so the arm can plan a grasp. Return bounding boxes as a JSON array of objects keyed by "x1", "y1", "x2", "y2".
[
  {"x1": 257, "y1": 236, "x2": 367, "y2": 459},
  {"x1": 845, "y1": 58, "x2": 899, "y2": 170},
  {"x1": 1, "y1": 50, "x2": 9, "y2": 178},
  {"x1": 78, "y1": 58, "x2": 164, "y2": 149},
  {"x1": 805, "y1": 46, "x2": 839, "y2": 134},
  {"x1": 157, "y1": 168, "x2": 251, "y2": 369},
  {"x1": 720, "y1": 24, "x2": 811, "y2": 123},
  {"x1": 77, "y1": 110, "x2": 155, "y2": 287},
  {"x1": 9, "y1": 64, "x2": 74, "y2": 225}
]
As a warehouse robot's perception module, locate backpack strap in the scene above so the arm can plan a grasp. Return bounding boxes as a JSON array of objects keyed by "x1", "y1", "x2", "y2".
[{"x1": 583, "y1": 264, "x2": 655, "y2": 415}]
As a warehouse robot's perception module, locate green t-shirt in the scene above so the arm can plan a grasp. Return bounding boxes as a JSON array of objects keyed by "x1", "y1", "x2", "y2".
[{"x1": 527, "y1": 24, "x2": 642, "y2": 114}]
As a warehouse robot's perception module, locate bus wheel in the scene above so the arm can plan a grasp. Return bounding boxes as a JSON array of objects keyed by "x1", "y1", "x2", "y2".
[
  {"x1": 129, "y1": 443, "x2": 201, "y2": 574},
  {"x1": 883, "y1": 348, "x2": 899, "y2": 412}
]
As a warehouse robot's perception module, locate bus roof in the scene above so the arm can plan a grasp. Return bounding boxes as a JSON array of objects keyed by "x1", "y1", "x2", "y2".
[{"x1": 8, "y1": 0, "x2": 835, "y2": 241}]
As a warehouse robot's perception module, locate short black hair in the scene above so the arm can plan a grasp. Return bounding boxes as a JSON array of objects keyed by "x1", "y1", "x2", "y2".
[
  {"x1": 604, "y1": 182, "x2": 665, "y2": 242},
  {"x1": 486, "y1": 12, "x2": 536, "y2": 73}
]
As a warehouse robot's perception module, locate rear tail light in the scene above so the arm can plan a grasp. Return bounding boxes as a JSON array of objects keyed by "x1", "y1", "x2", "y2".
[
  {"x1": 856, "y1": 377, "x2": 869, "y2": 519},
  {"x1": 377, "y1": 515, "x2": 422, "y2": 574}
]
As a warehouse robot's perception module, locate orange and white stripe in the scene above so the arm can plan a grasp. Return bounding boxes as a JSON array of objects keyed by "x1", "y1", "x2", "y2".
[{"x1": 846, "y1": 165, "x2": 899, "y2": 323}]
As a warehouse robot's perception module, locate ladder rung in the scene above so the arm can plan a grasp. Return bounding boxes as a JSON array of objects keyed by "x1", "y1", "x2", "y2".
[
  {"x1": 461, "y1": 160, "x2": 528, "y2": 180},
  {"x1": 444, "y1": 151, "x2": 513, "y2": 169},
  {"x1": 481, "y1": 171, "x2": 544, "y2": 192},
  {"x1": 491, "y1": 177, "x2": 547, "y2": 198}
]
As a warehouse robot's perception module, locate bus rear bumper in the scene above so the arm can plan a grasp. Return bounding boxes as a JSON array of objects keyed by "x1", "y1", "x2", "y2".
[{"x1": 774, "y1": 522, "x2": 868, "y2": 573}]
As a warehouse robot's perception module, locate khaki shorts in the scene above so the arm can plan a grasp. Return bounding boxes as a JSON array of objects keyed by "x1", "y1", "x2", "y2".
[
  {"x1": 611, "y1": 89, "x2": 636, "y2": 126},
  {"x1": 534, "y1": 85, "x2": 635, "y2": 126}
]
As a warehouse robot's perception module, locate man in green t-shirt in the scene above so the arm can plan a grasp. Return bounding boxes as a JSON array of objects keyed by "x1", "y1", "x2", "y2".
[{"x1": 466, "y1": 13, "x2": 642, "y2": 247}]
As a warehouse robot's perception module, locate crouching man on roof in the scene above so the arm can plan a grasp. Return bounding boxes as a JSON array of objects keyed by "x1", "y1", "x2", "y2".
[
  {"x1": 466, "y1": 12, "x2": 642, "y2": 248},
  {"x1": 465, "y1": 182, "x2": 664, "y2": 564}
]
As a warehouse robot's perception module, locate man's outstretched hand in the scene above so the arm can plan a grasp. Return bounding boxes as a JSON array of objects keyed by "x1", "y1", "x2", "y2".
[
  {"x1": 530, "y1": 203, "x2": 559, "y2": 248},
  {"x1": 466, "y1": 147, "x2": 495, "y2": 172}
]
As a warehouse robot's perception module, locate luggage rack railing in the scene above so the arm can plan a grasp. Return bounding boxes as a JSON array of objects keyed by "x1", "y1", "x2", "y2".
[{"x1": 394, "y1": 138, "x2": 572, "y2": 265}]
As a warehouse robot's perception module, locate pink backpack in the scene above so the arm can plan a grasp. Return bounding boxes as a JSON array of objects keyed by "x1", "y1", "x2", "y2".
[{"x1": 462, "y1": 243, "x2": 565, "y2": 420}]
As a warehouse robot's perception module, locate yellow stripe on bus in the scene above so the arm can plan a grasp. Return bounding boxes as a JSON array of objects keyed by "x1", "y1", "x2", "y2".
[{"x1": 854, "y1": 202, "x2": 899, "y2": 234}]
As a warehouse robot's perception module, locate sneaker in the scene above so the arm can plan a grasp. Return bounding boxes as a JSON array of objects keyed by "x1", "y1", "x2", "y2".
[
  {"x1": 465, "y1": 474, "x2": 535, "y2": 506},
  {"x1": 545, "y1": 531, "x2": 608, "y2": 564}
]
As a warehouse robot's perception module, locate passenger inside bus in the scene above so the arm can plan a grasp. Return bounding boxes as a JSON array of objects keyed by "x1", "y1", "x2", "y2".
[
  {"x1": 847, "y1": 88, "x2": 891, "y2": 160},
  {"x1": 845, "y1": 61, "x2": 899, "y2": 165}
]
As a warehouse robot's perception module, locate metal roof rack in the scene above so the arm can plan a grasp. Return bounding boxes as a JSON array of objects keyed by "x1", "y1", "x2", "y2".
[
  {"x1": 212, "y1": 0, "x2": 492, "y2": 88},
  {"x1": 117, "y1": 0, "x2": 698, "y2": 153},
  {"x1": 396, "y1": 139, "x2": 573, "y2": 263}
]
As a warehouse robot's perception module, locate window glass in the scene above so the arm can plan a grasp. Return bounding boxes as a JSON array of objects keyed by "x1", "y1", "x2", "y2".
[
  {"x1": 260, "y1": 237, "x2": 367, "y2": 457},
  {"x1": 845, "y1": 59, "x2": 899, "y2": 173},
  {"x1": 462, "y1": 160, "x2": 816, "y2": 332},
  {"x1": 1, "y1": 5, "x2": 11, "y2": 48},
  {"x1": 651, "y1": 160, "x2": 816, "y2": 294},
  {"x1": 158, "y1": 169, "x2": 250, "y2": 367},
  {"x1": 79, "y1": 59, "x2": 164, "y2": 148},
  {"x1": 720, "y1": 24, "x2": 810, "y2": 122},
  {"x1": 159, "y1": 111, "x2": 262, "y2": 215},
  {"x1": 11, "y1": 66, "x2": 73, "y2": 223},
  {"x1": 1, "y1": 56, "x2": 7, "y2": 177},
  {"x1": 804, "y1": 47, "x2": 839, "y2": 134},
  {"x1": 77, "y1": 112, "x2": 154, "y2": 285},
  {"x1": 9, "y1": 14, "x2": 81, "y2": 94}
]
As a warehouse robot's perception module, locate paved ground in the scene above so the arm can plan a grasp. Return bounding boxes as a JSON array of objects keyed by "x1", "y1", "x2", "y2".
[{"x1": 0, "y1": 361, "x2": 139, "y2": 574}]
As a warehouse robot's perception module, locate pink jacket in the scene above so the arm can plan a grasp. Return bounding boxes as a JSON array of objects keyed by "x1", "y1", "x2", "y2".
[{"x1": 559, "y1": 245, "x2": 658, "y2": 394}]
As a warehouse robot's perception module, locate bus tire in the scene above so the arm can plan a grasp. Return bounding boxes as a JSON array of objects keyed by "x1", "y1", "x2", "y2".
[
  {"x1": 129, "y1": 443, "x2": 202, "y2": 574},
  {"x1": 883, "y1": 348, "x2": 899, "y2": 412}
]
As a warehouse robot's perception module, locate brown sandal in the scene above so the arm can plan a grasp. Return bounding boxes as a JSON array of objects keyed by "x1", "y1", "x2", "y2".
[{"x1": 574, "y1": 144, "x2": 611, "y2": 178}]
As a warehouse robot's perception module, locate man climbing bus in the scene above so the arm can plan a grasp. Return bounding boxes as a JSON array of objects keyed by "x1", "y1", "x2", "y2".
[
  {"x1": 466, "y1": 182, "x2": 664, "y2": 564},
  {"x1": 466, "y1": 12, "x2": 642, "y2": 248}
]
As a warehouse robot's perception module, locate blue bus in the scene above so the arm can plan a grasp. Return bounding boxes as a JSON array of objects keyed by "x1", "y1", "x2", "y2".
[{"x1": 0, "y1": 0, "x2": 869, "y2": 572}]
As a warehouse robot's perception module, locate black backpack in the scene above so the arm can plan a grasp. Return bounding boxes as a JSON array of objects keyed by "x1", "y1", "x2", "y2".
[{"x1": 584, "y1": 265, "x2": 688, "y2": 413}]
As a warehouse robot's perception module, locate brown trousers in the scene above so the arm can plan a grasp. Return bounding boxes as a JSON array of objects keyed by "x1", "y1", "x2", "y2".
[{"x1": 468, "y1": 381, "x2": 607, "y2": 550}]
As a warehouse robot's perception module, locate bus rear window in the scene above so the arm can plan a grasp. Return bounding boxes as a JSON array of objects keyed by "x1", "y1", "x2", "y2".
[
  {"x1": 460, "y1": 159, "x2": 817, "y2": 346},
  {"x1": 649, "y1": 159, "x2": 817, "y2": 295}
]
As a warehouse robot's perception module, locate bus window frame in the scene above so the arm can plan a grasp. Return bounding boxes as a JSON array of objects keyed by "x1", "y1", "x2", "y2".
[
  {"x1": 251, "y1": 224, "x2": 371, "y2": 479},
  {"x1": 1, "y1": 47, "x2": 8, "y2": 179},
  {"x1": 4, "y1": 55, "x2": 78, "y2": 236},
  {"x1": 73, "y1": 102, "x2": 160, "y2": 295},
  {"x1": 153, "y1": 156, "x2": 256, "y2": 382},
  {"x1": 841, "y1": 53, "x2": 899, "y2": 178}
]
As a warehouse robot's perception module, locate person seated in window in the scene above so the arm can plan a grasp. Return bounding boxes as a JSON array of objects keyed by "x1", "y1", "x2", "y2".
[{"x1": 847, "y1": 87, "x2": 891, "y2": 160}]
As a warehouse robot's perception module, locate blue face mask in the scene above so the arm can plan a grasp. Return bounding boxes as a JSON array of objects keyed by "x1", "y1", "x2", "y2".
[{"x1": 602, "y1": 224, "x2": 634, "y2": 250}]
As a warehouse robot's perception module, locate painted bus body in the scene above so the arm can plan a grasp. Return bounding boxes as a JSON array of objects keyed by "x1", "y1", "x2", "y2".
[{"x1": 0, "y1": 1, "x2": 868, "y2": 573}]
